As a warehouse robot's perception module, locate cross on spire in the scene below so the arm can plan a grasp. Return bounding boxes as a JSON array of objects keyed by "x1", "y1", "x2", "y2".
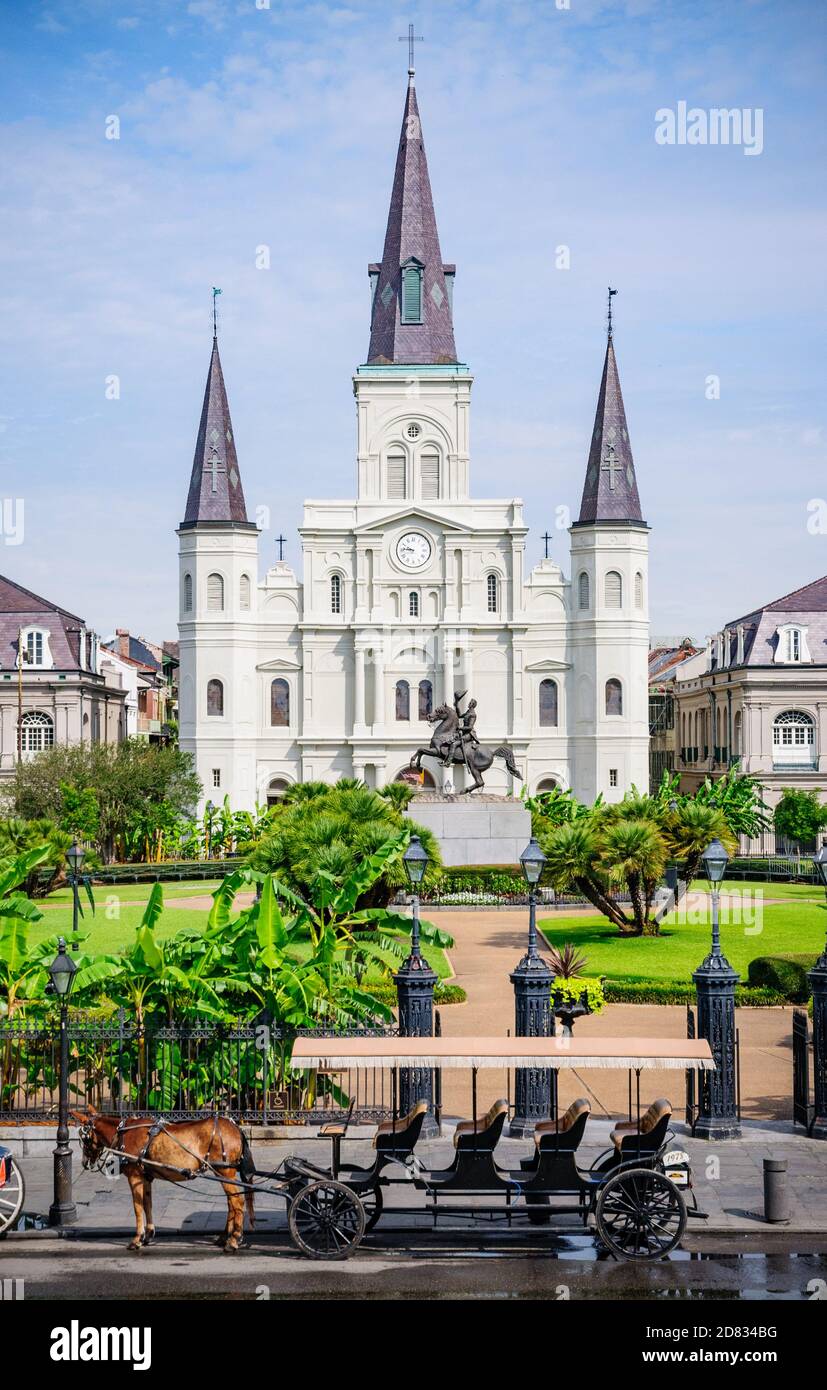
[
  {"x1": 542, "y1": 531, "x2": 552, "y2": 559},
  {"x1": 275, "y1": 534, "x2": 287, "y2": 562},
  {"x1": 607, "y1": 286, "x2": 618, "y2": 339},
  {"x1": 398, "y1": 21, "x2": 424, "y2": 73},
  {"x1": 601, "y1": 441, "x2": 620, "y2": 491}
]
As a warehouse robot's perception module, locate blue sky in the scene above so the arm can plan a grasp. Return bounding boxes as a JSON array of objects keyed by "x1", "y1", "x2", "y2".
[{"x1": 1, "y1": 0, "x2": 825, "y2": 643}]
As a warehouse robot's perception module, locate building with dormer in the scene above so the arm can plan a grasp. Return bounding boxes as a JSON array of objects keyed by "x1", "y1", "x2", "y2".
[{"x1": 177, "y1": 68, "x2": 650, "y2": 811}]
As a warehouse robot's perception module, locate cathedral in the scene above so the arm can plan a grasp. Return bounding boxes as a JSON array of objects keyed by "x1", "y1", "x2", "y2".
[{"x1": 177, "y1": 68, "x2": 650, "y2": 811}]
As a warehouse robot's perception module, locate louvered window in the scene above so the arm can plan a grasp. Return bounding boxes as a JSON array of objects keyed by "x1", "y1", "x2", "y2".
[
  {"x1": 420, "y1": 453, "x2": 440, "y2": 499},
  {"x1": 605, "y1": 571, "x2": 622, "y2": 609},
  {"x1": 578, "y1": 572, "x2": 590, "y2": 611},
  {"x1": 207, "y1": 573, "x2": 224, "y2": 612},
  {"x1": 240, "y1": 574, "x2": 251, "y2": 610},
  {"x1": 634, "y1": 571, "x2": 644, "y2": 609},
  {"x1": 183, "y1": 574, "x2": 193, "y2": 612},
  {"x1": 401, "y1": 264, "x2": 422, "y2": 323},
  {"x1": 387, "y1": 454, "x2": 406, "y2": 500}
]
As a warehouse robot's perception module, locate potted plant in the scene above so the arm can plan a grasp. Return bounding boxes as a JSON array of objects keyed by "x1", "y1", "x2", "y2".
[{"x1": 547, "y1": 943, "x2": 605, "y2": 1031}]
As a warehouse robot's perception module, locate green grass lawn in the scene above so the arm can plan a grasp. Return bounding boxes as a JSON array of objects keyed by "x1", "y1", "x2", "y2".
[
  {"x1": 28, "y1": 893, "x2": 452, "y2": 984},
  {"x1": 539, "y1": 899, "x2": 826, "y2": 984},
  {"x1": 688, "y1": 878, "x2": 825, "y2": 901},
  {"x1": 42, "y1": 880, "x2": 224, "y2": 906}
]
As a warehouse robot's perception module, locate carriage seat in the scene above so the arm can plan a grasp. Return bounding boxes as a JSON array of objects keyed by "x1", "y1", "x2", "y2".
[
  {"x1": 372, "y1": 1100, "x2": 428, "y2": 1152},
  {"x1": 533, "y1": 1098, "x2": 590, "y2": 1151},
  {"x1": 610, "y1": 1098, "x2": 672, "y2": 1153},
  {"x1": 453, "y1": 1099, "x2": 509, "y2": 1151}
]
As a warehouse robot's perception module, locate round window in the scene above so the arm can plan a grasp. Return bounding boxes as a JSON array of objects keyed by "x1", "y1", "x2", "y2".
[{"x1": 406, "y1": 423, "x2": 421, "y2": 440}]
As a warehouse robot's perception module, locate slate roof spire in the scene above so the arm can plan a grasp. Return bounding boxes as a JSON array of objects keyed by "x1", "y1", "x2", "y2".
[
  {"x1": 367, "y1": 73, "x2": 457, "y2": 365},
  {"x1": 576, "y1": 320, "x2": 645, "y2": 526},
  {"x1": 182, "y1": 331, "x2": 250, "y2": 527}
]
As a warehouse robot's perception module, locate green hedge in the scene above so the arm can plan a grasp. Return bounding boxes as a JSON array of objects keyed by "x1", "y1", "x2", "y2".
[
  {"x1": 604, "y1": 979, "x2": 785, "y2": 1006},
  {"x1": 424, "y1": 866, "x2": 525, "y2": 897},
  {"x1": 86, "y1": 859, "x2": 240, "y2": 885},
  {"x1": 361, "y1": 982, "x2": 467, "y2": 1008},
  {"x1": 747, "y1": 954, "x2": 817, "y2": 1003}
]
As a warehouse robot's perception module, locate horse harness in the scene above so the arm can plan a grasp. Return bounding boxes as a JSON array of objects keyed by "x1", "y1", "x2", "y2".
[{"x1": 83, "y1": 1114, "x2": 236, "y2": 1182}]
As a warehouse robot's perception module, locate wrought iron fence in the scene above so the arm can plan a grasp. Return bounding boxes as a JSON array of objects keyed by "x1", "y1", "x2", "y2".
[{"x1": 0, "y1": 1013, "x2": 400, "y2": 1125}]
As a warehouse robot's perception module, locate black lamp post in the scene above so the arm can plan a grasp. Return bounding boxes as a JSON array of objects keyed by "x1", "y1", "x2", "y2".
[
  {"x1": 394, "y1": 836, "x2": 438, "y2": 1134},
  {"x1": 66, "y1": 842, "x2": 85, "y2": 953},
  {"x1": 692, "y1": 838, "x2": 741, "y2": 1139},
  {"x1": 665, "y1": 798, "x2": 679, "y2": 898},
  {"x1": 47, "y1": 937, "x2": 78, "y2": 1227},
  {"x1": 509, "y1": 838, "x2": 554, "y2": 1138},
  {"x1": 808, "y1": 840, "x2": 827, "y2": 1139}
]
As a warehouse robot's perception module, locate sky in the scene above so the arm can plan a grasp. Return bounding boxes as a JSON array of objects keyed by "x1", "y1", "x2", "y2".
[{"x1": 0, "y1": 0, "x2": 825, "y2": 645}]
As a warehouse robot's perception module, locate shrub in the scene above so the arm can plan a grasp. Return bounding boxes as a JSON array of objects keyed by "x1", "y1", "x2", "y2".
[
  {"x1": 361, "y1": 981, "x2": 467, "y2": 1007},
  {"x1": 603, "y1": 979, "x2": 785, "y2": 1006},
  {"x1": 551, "y1": 976, "x2": 605, "y2": 1014},
  {"x1": 747, "y1": 954, "x2": 817, "y2": 1003}
]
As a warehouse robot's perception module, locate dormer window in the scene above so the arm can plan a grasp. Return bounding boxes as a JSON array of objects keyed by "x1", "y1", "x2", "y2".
[
  {"x1": 20, "y1": 627, "x2": 52, "y2": 670},
  {"x1": 775, "y1": 624, "x2": 811, "y2": 664},
  {"x1": 400, "y1": 259, "x2": 423, "y2": 324}
]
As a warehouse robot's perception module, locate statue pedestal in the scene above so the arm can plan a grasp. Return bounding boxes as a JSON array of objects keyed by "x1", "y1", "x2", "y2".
[{"x1": 405, "y1": 794, "x2": 531, "y2": 867}]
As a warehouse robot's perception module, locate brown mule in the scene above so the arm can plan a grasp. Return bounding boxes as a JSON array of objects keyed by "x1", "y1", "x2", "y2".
[{"x1": 75, "y1": 1110, "x2": 256, "y2": 1252}]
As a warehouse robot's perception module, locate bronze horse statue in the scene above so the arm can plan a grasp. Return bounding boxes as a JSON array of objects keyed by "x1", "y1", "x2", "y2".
[
  {"x1": 76, "y1": 1110, "x2": 257, "y2": 1251},
  {"x1": 410, "y1": 703, "x2": 523, "y2": 793}
]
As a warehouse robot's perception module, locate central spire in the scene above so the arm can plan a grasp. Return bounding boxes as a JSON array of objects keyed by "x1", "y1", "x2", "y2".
[
  {"x1": 576, "y1": 319, "x2": 645, "y2": 527},
  {"x1": 181, "y1": 329, "x2": 250, "y2": 528},
  {"x1": 366, "y1": 73, "x2": 457, "y2": 365}
]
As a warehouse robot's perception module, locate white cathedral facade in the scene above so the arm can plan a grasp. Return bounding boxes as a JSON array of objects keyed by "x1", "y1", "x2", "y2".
[{"x1": 177, "y1": 71, "x2": 650, "y2": 812}]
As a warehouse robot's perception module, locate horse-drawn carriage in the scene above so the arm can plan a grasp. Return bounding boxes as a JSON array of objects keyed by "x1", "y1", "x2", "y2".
[
  {"x1": 78, "y1": 1034, "x2": 714, "y2": 1261},
  {"x1": 0, "y1": 1144, "x2": 25, "y2": 1238},
  {"x1": 272, "y1": 1035, "x2": 713, "y2": 1260}
]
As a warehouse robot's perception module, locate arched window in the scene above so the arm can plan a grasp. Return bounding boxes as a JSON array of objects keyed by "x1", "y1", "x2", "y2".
[
  {"x1": 733, "y1": 710, "x2": 743, "y2": 757},
  {"x1": 270, "y1": 678, "x2": 289, "y2": 727},
  {"x1": 395, "y1": 680, "x2": 410, "y2": 721},
  {"x1": 207, "y1": 573, "x2": 224, "y2": 612},
  {"x1": 487, "y1": 573, "x2": 499, "y2": 613},
  {"x1": 605, "y1": 678, "x2": 623, "y2": 716},
  {"x1": 401, "y1": 260, "x2": 423, "y2": 324},
  {"x1": 634, "y1": 571, "x2": 644, "y2": 608},
  {"x1": 19, "y1": 710, "x2": 54, "y2": 755},
  {"x1": 418, "y1": 679, "x2": 433, "y2": 719},
  {"x1": 240, "y1": 574, "x2": 251, "y2": 610},
  {"x1": 207, "y1": 679, "x2": 224, "y2": 717},
  {"x1": 183, "y1": 573, "x2": 193, "y2": 612},
  {"x1": 578, "y1": 572, "x2": 590, "y2": 611},
  {"x1": 387, "y1": 453, "x2": 406, "y2": 500},
  {"x1": 266, "y1": 778, "x2": 289, "y2": 807},
  {"x1": 537, "y1": 778, "x2": 558, "y2": 792},
  {"x1": 420, "y1": 452, "x2": 440, "y2": 500},
  {"x1": 772, "y1": 710, "x2": 815, "y2": 767},
  {"x1": 330, "y1": 573, "x2": 342, "y2": 614},
  {"x1": 409, "y1": 591, "x2": 419, "y2": 618},
  {"x1": 539, "y1": 679, "x2": 558, "y2": 727},
  {"x1": 605, "y1": 571, "x2": 622, "y2": 609}
]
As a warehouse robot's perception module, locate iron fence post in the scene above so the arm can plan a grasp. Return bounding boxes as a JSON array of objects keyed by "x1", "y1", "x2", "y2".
[
  {"x1": 808, "y1": 945, "x2": 827, "y2": 1140},
  {"x1": 509, "y1": 886, "x2": 554, "y2": 1137},
  {"x1": 48, "y1": 1000, "x2": 76, "y2": 1227},
  {"x1": 692, "y1": 885, "x2": 741, "y2": 1140},
  {"x1": 394, "y1": 890, "x2": 438, "y2": 1136}
]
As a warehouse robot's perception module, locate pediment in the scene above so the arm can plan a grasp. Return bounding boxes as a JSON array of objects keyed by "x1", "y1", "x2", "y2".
[
  {"x1": 256, "y1": 656, "x2": 302, "y2": 672},
  {"x1": 354, "y1": 506, "x2": 474, "y2": 536},
  {"x1": 524, "y1": 658, "x2": 571, "y2": 673}
]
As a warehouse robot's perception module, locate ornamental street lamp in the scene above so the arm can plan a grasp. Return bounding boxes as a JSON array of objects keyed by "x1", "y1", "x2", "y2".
[
  {"x1": 509, "y1": 838, "x2": 554, "y2": 1137},
  {"x1": 47, "y1": 938, "x2": 78, "y2": 1227},
  {"x1": 692, "y1": 838, "x2": 741, "y2": 1139},
  {"x1": 66, "y1": 842, "x2": 85, "y2": 953},
  {"x1": 394, "y1": 836, "x2": 438, "y2": 1133},
  {"x1": 808, "y1": 840, "x2": 827, "y2": 1138},
  {"x1": 665, "y1": 798, "x2": 679, "y2": 898}
]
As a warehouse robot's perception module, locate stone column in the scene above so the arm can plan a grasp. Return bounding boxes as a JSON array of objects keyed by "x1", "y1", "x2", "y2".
[
  {"x1": 354, "y1": 647, "x2": 366, "y2": 731},
  {"x1": 373, "y1": 643, "x2": 385, "y2": 733}
]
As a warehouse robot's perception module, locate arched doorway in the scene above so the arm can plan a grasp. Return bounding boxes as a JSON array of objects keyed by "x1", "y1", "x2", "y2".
[
  {"x1": 266, "y1": 777, "x2": 290, "y2": 807},
  {"x1": 536, "y1": 777, "x2": 559, "y2": 793}
]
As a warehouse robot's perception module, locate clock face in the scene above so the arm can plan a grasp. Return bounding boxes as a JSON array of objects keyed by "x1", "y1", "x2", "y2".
[{"x1": 396, "y1": 531, "x2": 432, "y2": 569}]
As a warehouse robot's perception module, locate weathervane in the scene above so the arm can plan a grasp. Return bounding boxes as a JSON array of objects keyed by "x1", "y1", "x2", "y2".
[
  {"x1": 398, "y1": 22, "x2": 424, "y2": 73},
  {"x1": 607, "y1": 286, "x2": 618, "y2": 339},
  {"x1": 212, "y1": 286, "x2": 222, "y2": 338}
]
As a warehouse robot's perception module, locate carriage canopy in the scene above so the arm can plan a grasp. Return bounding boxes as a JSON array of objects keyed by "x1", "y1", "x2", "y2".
[{"x1": 290, "y1": 1036, "x2": 715, "y2": 1071}]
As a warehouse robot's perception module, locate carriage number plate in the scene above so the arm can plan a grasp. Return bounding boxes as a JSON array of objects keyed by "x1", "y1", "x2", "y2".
[{"x1": 663, "y1": 1149, "x2": 690, "y2": 1185}]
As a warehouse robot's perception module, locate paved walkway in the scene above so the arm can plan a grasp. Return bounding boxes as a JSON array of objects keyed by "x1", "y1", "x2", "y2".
[{"x1": 424, "y1": 909, "x2": 801, "y2": 1123}]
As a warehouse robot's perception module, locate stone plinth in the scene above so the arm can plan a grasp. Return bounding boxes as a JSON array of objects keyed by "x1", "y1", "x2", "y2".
[{"x1": 405, "y1": 794, "x2": 531, "y2": 867}]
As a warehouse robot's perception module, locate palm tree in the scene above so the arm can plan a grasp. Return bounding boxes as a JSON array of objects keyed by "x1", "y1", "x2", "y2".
[
  {"x1": 664, "y1": 802, "x2": 736, "y2": 886},
  {"x1": 599, "y1": 818, "x2": 666, "y2": 935}
]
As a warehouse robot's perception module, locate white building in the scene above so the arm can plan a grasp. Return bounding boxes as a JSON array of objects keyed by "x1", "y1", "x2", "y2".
[{"x1": 177, "y1": 69, "x2": 650, "y2": 811}]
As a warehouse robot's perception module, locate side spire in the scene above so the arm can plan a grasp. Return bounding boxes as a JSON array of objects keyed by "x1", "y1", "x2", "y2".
[
  {"x1": 576, "y1": 307, "x2": 644, "y2": 526},
  {"x1": 367, "y1": 70, "x2": 457, "y2": 365},
  {"x1": 182, "y1": 316, "x2": 249, "y2": 527}
]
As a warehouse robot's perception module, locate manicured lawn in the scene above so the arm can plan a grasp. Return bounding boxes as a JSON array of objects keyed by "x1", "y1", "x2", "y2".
[
  {"x1": 689, "y1": 878, "x2": 824, "y2": 901},
  {"x1": 28, "y1": 896, "x2": 452, "y2": 983},
  {"x1": 539, "y1": 900, "x2": 826, "y2": 984},
  {"x1": 42, "y1": 879, "x2": 223, "y2": 905}
]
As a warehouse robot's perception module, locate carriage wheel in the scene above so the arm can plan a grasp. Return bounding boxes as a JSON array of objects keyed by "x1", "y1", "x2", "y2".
[
  {"x1": 595, "y1": 1168, "x2": 686, "y2": 1260},
  {"x1": 287, "y1": 1180, "x2": 365, "y2": 1260},
  {"x1": 0, "y1": 1157, "x2": 26, "y2": 1239},
  {"x1": 360, "y1": 1185, "x2": 383, "y2": 1233}
]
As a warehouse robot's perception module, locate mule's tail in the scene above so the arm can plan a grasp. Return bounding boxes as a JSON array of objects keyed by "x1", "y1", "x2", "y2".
[
  {"x1": 239, "y1": 1127, "x2": 256, "y2": 1231},
  {"x1": 494, "y1": 746, "x2": 523, "y2": 781}
]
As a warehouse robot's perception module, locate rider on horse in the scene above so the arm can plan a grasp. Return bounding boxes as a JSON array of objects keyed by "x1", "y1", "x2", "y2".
[{"x1": 441, "y1": 691, "x2": 479, "y2": 766}]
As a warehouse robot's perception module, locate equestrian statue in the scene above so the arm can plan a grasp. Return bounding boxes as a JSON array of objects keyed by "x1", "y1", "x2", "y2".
[{"x1": 410, "y1": 690, "x2": 523, "y2": 794}]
